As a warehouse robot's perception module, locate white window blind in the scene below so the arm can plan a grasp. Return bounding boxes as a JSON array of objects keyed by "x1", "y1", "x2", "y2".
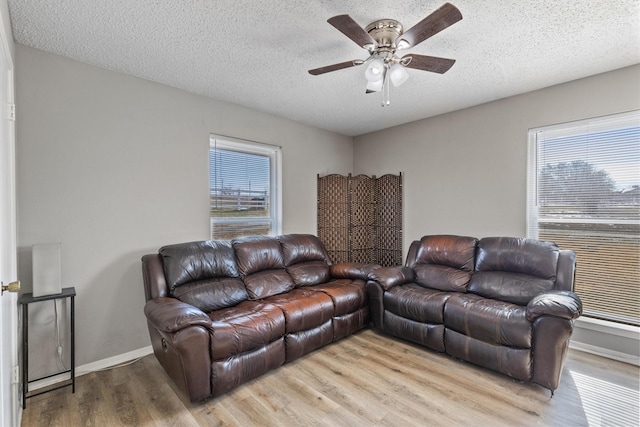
[
  {"x1": 209, "y1": 136, "x2": 281, "y2": 240},
  {"x1": 527, "y1": 110, "x2": 640, "y2": 326}
]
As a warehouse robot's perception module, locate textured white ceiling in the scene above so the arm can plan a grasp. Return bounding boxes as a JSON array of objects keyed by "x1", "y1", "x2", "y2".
[{"x1": 7, "y1": 0, "x2": 640, "y2": 136}]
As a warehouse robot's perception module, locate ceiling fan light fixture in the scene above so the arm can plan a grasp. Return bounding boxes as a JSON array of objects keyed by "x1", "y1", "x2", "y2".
[
  {"x1": 366, "y1": 78, "x2": 383, "y2": 93},
  {"x1": 396, "y1": 39, "x2": 410, "y2": 49},
  {"x1": 310, "y1": 4, "x2": 463, "y2": 107},
  {"x1": 365, "y1": 58, "x2": 385, "y2": 82},
  {"x1": 389, "y1": 63, "x2": 409, "y2": 87}
]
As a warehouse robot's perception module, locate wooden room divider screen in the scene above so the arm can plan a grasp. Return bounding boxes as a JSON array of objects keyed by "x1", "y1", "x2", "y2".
[{"x1": 317, "y1": 173, "x2": 402, "y2": 267}]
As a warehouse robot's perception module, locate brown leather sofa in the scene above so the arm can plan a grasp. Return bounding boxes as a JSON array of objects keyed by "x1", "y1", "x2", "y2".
[
  {"x1": 367, "y1": 235, "x2": 582, "y2": 394},
  {"x1": 141, "y1": 234, "x2": 374, "y2": 402}
]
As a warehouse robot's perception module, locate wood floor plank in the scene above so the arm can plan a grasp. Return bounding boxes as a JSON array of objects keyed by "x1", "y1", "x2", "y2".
[
  {"x1": 21, "y1": 329, "x2": 640, "y2": 427},
  {"x1": 69, "y1": 371, "x2": 114, "y2": 427},
  {"x1": 331, "y1": 334, "x2": 504, "y2": 426},
  {"x1": 190, "y1": 400, "x2": 242, "y2": 427}
]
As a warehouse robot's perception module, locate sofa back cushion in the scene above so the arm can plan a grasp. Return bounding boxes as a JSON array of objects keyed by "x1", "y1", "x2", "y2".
[
  {"x1": 279, "y1": 234, "x2": 331, "y2": 287},
  {"x1": 232, "y1": 235, "x2": 296, "y2": 299},
  {"x1": 469, "y1": 237, "x2": 559, "y2": 305},
  {"x1": 408, "y1": 235, "x2": 478, "y2": 292},
  {"x1": 159, "y1": 241, "x2": 248, "y2": 312}
]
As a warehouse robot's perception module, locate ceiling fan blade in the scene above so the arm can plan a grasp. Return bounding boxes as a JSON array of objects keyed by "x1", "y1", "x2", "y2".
[
  {"x1": 402, "y1": 54, "x2": 456, "y2": 74},
  {"x1": 397, "y1": 3, "x2": 462, "y2": 48},
  {"x1": 309, "y1": 60, "x2": 359, "y2": 75},
  {"x1": 327, "y1": 14, "x2": 375, "y2": 48}
]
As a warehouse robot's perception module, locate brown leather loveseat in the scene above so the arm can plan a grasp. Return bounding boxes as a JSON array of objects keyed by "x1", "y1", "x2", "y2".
[
  {"x1": 367, "y1": 235, "x2": 582, "y2": 394},
  {"x1": 141, "y1": 234, "x2": 374, "y2": 402}
]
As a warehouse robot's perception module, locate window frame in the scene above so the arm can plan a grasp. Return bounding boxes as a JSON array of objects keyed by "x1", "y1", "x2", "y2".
[
  {"x1": 209, "y1": 135, "x2": 282, "y2": 240},
  {"x1": 526, "y1": 110, "x2": 640, "y2": 327}
]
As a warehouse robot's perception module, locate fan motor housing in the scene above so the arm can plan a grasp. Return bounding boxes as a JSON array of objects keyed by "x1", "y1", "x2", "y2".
[{"x1": 365, "y1": 19, "x2": 403, "y2": 50}]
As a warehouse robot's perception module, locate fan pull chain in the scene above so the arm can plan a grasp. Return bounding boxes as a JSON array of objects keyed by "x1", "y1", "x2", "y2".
[{"x1": 382, "y1": 68, "x2": 391, "y2": 107}]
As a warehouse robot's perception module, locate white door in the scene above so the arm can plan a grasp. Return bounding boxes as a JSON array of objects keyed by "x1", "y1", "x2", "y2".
[{"x1": 0, "y1": 25, "x2": 18, "y2": 427}]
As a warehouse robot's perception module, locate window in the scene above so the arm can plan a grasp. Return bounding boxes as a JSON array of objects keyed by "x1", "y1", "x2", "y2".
[
  {"x1": 209, "y1": 136, "x2": 281, "y2": 240},
  {"x1": 527, "y1": 110, "x2": 640, "y2": 326}
]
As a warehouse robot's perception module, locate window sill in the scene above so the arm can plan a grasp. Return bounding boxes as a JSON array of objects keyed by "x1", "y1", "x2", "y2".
[{"x1": 575, "y1": 316, "x2": 639, "y2": 339}]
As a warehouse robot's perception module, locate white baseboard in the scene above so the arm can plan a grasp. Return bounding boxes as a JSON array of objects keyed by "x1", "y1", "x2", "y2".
[
  {"x1": 569, "y1": 317, "x2": 640, "y2": 367},
  {"x1": 76, "y1": 345, "x2": 154, "y2": 376},
  {"x1": 570, "y1": 341, "x2": 640, "y2": 366},
  {"x1": 27, "y1": 345, "x2": 154, "y2": 391}
]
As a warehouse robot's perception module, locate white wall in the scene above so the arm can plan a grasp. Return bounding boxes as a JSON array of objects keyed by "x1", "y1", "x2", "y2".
[
  {"x1": 15, "y1": 44, "x2": 353, "y2": 376},
  {"x1": 354, "y1": 64, "x2": 640, "y2": 362}
]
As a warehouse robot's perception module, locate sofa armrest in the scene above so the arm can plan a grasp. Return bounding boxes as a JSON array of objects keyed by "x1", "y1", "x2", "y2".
[
  {"x1": 330, "y1": 262, "x2": 380, "y2": 280},
  {"x1": 369, "y1": 266, "x2": 415, "y2": 291},
  {"x1": 142, "y1": 254, "x2": 168, "y2": 300},
  {"x1": 526, "y1": 290, "x2": 582, "y2": 321},
  {"x1": 144, "y1": 297, "x2": 212, "y2": 333}
]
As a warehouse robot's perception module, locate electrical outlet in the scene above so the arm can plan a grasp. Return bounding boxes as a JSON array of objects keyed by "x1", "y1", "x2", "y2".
[
  {"x1": 12, "y1": 366, "x2": 19, "y2": 384},
  {"x1": 57, "y1": 346, "x2": 63, "y2": 356}
]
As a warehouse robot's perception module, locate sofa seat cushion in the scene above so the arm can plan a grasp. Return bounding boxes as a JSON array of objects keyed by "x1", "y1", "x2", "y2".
[
  {"x1": 264, "y1": 288, "x2": 334, "y2": 333},
  {"x1": 383, "y1": 283, "x2": 451, "y2": 324},
  {"x1": 444, "y1": 293, "x2": 532, "y2": 349},
  {"x1": 208, "y1": 300, "x2": 285, "y2": 360},
  {"x1": 307, "y1": 279, "x2": 367, "y2": 316}
]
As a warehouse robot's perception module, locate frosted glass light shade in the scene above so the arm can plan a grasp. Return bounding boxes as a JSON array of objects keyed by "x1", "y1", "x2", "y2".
[
  {"x1": 389, "y1": 63, "x2": 409, "y2": 87},
  {"x1": 366, "y1": 78, "x2": 383, "y2": 92},
  {"x1": 365, "y1": 59, "x2": 385, "y2": 82}
]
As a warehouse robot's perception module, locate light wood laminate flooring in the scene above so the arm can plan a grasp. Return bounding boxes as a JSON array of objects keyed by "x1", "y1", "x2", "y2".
[{"x1": 21, "y1": 329, "x2": 640, "y2": 426}]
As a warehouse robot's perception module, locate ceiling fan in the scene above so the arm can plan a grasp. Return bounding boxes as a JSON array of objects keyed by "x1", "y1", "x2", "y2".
[{"x1": 309, "y1": 3, "x2": 462, "y2": 106}]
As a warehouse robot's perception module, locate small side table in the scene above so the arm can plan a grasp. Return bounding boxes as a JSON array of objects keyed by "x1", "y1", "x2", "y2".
[{"x1": 19, "y1": 287, "x2": 75, "y2": 408}]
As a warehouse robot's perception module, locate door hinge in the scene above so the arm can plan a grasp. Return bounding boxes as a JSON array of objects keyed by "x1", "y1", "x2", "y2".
[
  {"x1": 12, "y1": 365, "x2": 19, "y2": 384},
  {"x1": 8, "y1": 103, "x2": 15, "y2": 121}
]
